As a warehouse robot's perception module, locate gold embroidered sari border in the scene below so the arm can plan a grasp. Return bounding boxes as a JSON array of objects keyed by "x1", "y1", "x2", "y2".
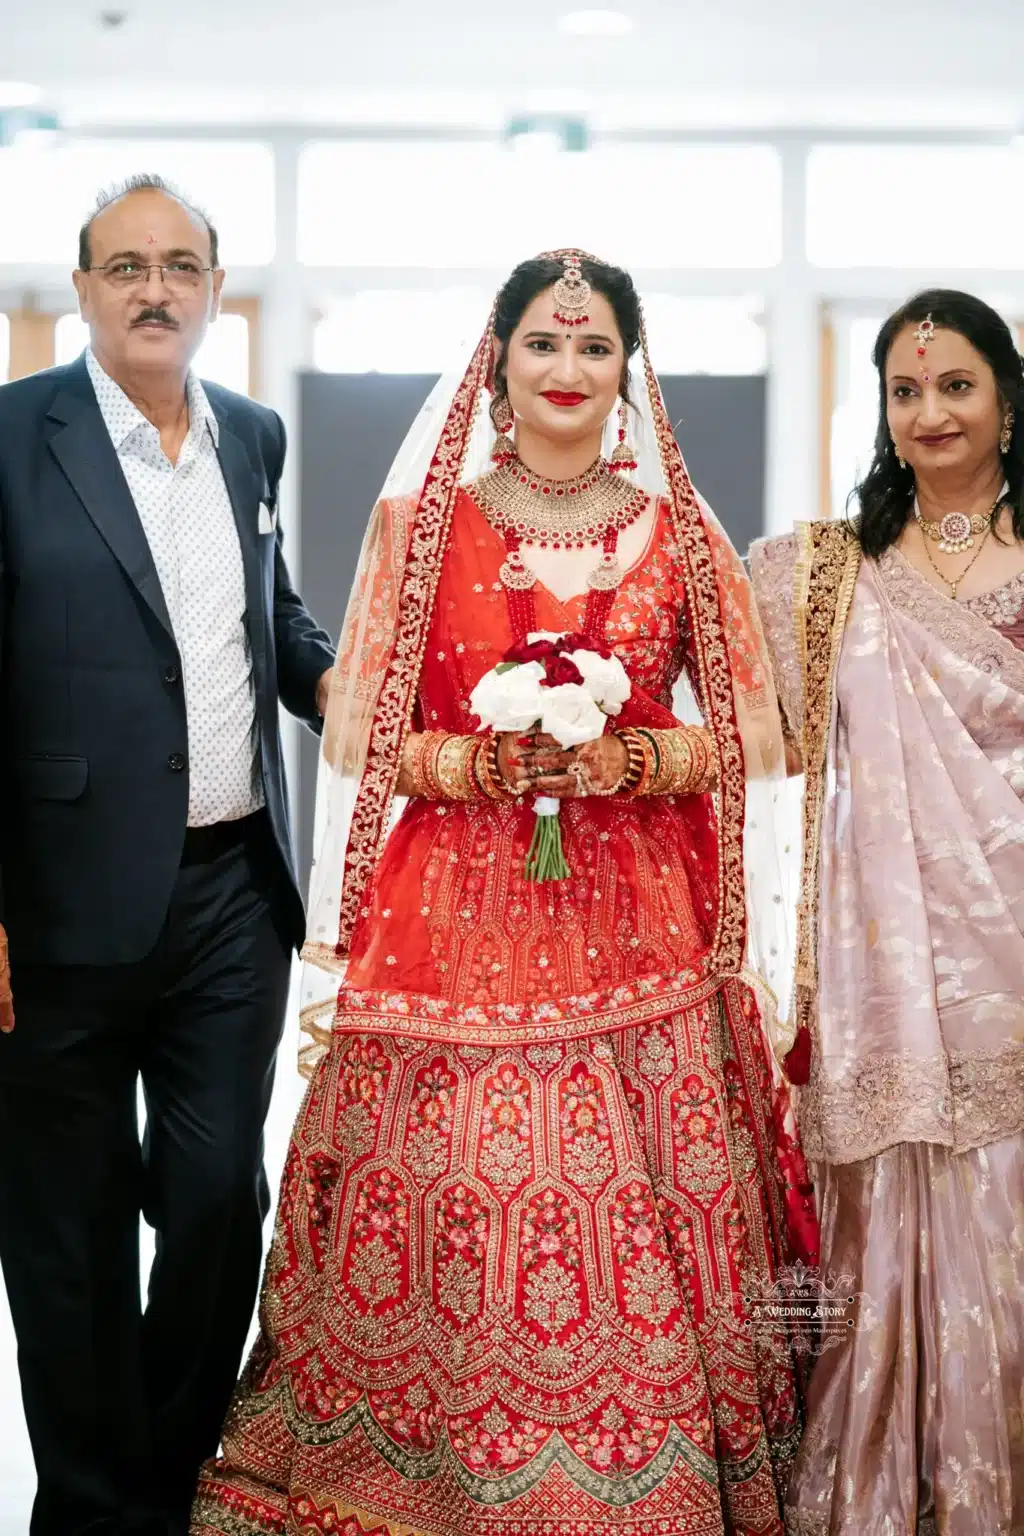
[
  {"x1": 792, "y1": 522, "x2": 861, "y2": 1040},
  {"x1": 798, "y1": 1039, "x2": 1024, "y2": 1165}
]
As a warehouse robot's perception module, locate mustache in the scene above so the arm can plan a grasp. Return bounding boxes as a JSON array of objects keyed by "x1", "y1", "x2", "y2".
[{"x1": 133, "y1": 307, "x2": 178, "y2": 328}]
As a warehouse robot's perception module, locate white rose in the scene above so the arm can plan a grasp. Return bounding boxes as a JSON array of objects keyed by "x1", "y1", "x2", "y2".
[
  {"x1": 539, "y1": 683, "x2": 607, "y2": 749},
  {"x1": 566, "y1": 648, "x2": 631, "y2": 716},
  {"x1": 526, "y1": 630, "x2": 565, "y2": 645},
  {"x1": 469, "y1": 660, "x2": 546, "y2": 734}
]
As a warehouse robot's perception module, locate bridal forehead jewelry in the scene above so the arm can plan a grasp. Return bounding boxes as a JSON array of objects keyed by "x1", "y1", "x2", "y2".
[
  {"x1": 914, "y1": 314, "x2": 936, "y2": 382},
  {"x1": 551, "y1": 251, "x2": 592, "y2": 328}
]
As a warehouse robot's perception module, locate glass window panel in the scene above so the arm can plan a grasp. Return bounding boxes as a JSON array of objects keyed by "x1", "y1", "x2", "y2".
[
  {"x1": 808, "y1": 146, "x2": 1024, "y2": 267},
  {"x1": 0, "y1": 314, "x2": 9, "y2": 382},
  {"x1": 640, "y1": 295, "x2": 766, "y2": 374},
  {"x1": 829, "y1": 313, "x2": 885, "y2": 519},
  {"x1": 55, "y1": 311, "x2": 251, "y2": 394},
  {"x1": 313, "y1": 288, "x2": 492, "y2": 373},
  {"x1": 299, "y1": 142, "x2": 780, "y2": 269},
  {"x1": 0, "y1": 140, "x2": 274, "y2": 265}
]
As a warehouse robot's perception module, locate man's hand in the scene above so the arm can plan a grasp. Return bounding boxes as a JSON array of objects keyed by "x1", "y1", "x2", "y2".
[
  {"x1": 316, "y1": 667, "x2": 333, "y2": 719},
  {"x1": 0, "y1": 924, "x2": 13, "y2": 1034}
]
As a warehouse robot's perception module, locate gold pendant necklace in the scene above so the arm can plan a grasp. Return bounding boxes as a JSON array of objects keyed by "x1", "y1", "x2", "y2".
[
  {"x1": 917, "y1": 519, "x2": 993, "y2": 601},
  {"x1": 913, "y1": 495, "x2": 1000, "y2": 555},
  {"x1": 474, "y1": 453, "x2": 649, "y2": 550}
]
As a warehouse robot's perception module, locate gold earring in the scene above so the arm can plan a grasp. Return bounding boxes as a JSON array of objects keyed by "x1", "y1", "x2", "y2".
[
  {"x1": 608, "y1": 399, "x2": 637, "y2": 471},
  {"x1": 491, "y1": 394, "x2": 515, "y2": 463},
  {"x1": 891, "y1": 435, "x2": 907, "y2": 471},
  {"x1": 1000, "y1": 408, "x2": 1015, "y2": 456}
]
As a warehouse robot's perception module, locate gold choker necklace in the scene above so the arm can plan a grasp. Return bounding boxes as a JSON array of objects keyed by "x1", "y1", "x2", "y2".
[
  {"x1": 474, "y1": 453, "x2": 649, "y2": 550},
  {"x1": 913, "y1": 496, "x2": 1000, "y2": 555}
]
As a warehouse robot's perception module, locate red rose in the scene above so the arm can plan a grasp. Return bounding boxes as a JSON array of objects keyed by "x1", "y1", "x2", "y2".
[
  {"x1": 554, "y1": 632, "x2": 612, "y2": 659},
  {"x1": 504, "y1": 638, "x2": 558, "y2": 664},
  {"x1": 541, "y1": 656, "x2": 586, "y2": 687}
]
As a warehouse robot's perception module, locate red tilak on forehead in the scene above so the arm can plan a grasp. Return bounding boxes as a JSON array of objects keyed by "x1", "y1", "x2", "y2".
[{"x1": 146, "y1": 234, "x2": 157, "y2": 245}]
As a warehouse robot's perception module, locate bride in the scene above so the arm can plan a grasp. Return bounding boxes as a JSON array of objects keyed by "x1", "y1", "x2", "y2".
[{"x1": 192, "y1": 250, "x2": 818, "y2": 1536}]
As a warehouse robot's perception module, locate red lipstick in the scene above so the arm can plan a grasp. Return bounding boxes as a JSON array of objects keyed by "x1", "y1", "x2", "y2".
[
  {"x1": 542, "y1": 391, "x2": 587, "y2": 407},
  {"x1": 916, "y1": 432, "x2": 960, "y2": 446}
]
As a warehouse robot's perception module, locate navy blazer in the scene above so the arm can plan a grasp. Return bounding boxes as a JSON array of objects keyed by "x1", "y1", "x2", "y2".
[{"x1": 0, "y1": 355, "x2": 335, "y2": 965}]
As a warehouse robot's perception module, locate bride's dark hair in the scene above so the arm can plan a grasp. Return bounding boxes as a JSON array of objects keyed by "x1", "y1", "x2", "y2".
[
  {"x1": 853, "y1": 288, "x2": 1024, "y2": 557},
  {"x1": 489, "y1": 255, "x2": 642, "y2": 433}
]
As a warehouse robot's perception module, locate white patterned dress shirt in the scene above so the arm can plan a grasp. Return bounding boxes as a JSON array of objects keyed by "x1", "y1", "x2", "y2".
[{"x1": 86, "y1": 348, "x2": 264, "y2": 827}]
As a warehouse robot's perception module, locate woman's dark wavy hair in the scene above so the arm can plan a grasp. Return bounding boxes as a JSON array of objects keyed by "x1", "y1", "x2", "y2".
[
  {"x1": 853, "y1": 288, "x2": 1024, "y2": 557},
  {"x1": 488, "y1": 256, "x2": 642, "y2": 432}
]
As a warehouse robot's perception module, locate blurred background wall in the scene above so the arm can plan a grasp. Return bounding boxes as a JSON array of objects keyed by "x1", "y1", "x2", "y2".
[{"x1": 3, "y1": 0, "x2": 1024, "y2": 1520}]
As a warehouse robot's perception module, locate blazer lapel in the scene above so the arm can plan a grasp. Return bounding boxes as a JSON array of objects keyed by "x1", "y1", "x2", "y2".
[
  {"x1": 214, "y1": 416, "x2": 267, "y2": 669},
  {"x1": 47, "y1": 373, "x2": 175, "y2": 642}
]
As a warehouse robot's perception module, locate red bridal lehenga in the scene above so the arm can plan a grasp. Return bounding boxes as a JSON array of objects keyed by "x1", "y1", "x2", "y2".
[{"x1": 192, "y1": 256, "x2": 818, "y2": 1536}]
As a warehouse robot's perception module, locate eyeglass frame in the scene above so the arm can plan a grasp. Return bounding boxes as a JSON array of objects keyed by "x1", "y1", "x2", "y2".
[{"x1": 81, "y1": 259, "x2": 217, "y2": 288}]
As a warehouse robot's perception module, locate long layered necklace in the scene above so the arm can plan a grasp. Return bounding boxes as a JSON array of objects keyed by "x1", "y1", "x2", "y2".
[
  {"x1": 475, "y1": 453, "x2": 650, "y2": 638},
  {"x1": 913, "y1": 493, "x2": 1001, "y2": 600}
]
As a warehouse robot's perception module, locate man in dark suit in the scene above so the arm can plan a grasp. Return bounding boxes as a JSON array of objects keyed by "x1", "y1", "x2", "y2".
[{"x1": 0, "y1": 174, "x2": 335, "y2": 1536}]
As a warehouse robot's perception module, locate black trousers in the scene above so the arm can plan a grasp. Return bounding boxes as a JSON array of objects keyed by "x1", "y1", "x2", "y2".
[{"x1": 0, "y1": 813, "x2": 293, "y2": 1536}]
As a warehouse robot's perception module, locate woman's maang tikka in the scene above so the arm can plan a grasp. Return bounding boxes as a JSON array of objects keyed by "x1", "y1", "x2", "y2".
[{"x1": 552, "y1": 251, "x2": 592, "y2": 327}]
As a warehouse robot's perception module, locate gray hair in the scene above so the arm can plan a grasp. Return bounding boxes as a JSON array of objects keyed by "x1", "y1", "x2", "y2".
[{"x1": 78, "y1": 173, "x2": 219, "y2": 269}]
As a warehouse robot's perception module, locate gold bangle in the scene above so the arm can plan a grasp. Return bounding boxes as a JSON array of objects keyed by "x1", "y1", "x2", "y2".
[
  {"x1": 408, "y1": 731, "x2": 445, "y2": 798},
  {"x1": 435, "y1": 735, "x2": 482, "y2": 801},
  {"x1": 642, "y1": 726, "x2": 719, "y2": 795},
  {"x1": 617, "y1": 727, "x2": 654, "y2": 796},
  {"x1": 476, "y1": 734, "x2": 511, "y2": 800}
]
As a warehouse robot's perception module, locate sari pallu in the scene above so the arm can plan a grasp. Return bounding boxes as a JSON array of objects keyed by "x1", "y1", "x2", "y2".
[
  {"x1": 191, "y1": 493, "x2": 816, "y2": 1536},
  {"x1": 751, "y1": 526, "x2": 1024, "y2": 1535}
]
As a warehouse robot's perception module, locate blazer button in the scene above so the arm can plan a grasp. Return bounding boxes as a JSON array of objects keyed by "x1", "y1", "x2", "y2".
[
  {"x1": 164, "y1": 664, "x2": 180, "y2": 684},
  {"x1": 167, "y1": 752, "x2": 186, "y2": 772}
]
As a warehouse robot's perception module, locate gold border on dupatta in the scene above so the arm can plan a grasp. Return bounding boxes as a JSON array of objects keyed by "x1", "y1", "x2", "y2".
[
  {"x1": 334, "y1": 326, "x2": 494, "y2": 955},
  {"x1": 792, "y1": 520, "x2": 861, "y2": 1042}
]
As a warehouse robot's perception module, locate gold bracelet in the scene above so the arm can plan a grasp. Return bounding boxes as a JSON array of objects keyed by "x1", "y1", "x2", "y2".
[
  {"x1": 643, "y1": 726, "x2": 719, "y2": 795},
  {"x1": 408, "y1": 731, "x2": 446, "y2": 798},
  {"x1": 617, "y1": 727, "x2": 655, "y2": 797},
  {"x1": 690, "y1": 726, "x2": 718, "y2": 793},
  {"x1": 476, "y1": 734, "x2": 512, "y2": 800},
  {"x1": 435, "y1": 735, "x2": 483, "y2": 801}
]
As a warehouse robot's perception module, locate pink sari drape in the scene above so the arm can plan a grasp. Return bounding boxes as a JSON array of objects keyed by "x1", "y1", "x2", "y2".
[{"x1": 752, "y1": 534, "x2": 1024, "y2": 1535}]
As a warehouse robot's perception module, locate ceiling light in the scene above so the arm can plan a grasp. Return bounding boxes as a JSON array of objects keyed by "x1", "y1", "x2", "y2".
[
  {"x1": 557, "y1": 10, "x2": 634, "y2": 38},
  {"x1": 0, "y1": 82, "x2": 42, "y2": 110}
]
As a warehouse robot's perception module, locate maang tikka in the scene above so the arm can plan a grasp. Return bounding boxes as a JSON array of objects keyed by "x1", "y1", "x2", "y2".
[
  {"x1": 914, "y1": 314, "x2": 936, "y2": 383},
  {"x1": 552, "y1": 252, "x2": 592, "y2": 328}
]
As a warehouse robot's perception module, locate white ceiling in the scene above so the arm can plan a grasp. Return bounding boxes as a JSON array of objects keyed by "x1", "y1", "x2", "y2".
[{"x1": 3, "y1": 0, "x2": 1024, "y2": 131}]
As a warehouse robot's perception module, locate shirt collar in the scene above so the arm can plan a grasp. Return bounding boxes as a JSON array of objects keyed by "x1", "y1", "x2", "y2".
[{"x1": 85, "y1": 347, "x2": 220, "y2": 450}]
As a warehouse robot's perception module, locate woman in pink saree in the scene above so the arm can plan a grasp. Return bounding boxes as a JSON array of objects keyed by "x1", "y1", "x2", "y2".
[{"x1": 751, "y1": 289, "x2": 1024, "y2": 1534}]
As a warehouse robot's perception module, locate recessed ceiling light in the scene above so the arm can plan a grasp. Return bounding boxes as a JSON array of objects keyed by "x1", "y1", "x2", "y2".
[
  {"x1": 557, "y1": 10, "x2": 634, "y2": 38},
  {"x1": 0, "y1": 82, "x2": 43, "y2": 110}
]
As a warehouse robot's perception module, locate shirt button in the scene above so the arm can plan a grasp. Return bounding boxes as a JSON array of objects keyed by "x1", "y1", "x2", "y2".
[
  {"x1": 164, "y1": 664, "x2": 180, "y2": 685},
  {"x1": 167, "y1": 752, "x2": 186, "y2": 772}
]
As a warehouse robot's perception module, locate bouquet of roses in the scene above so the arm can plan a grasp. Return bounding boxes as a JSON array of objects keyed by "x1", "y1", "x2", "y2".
[{"x1": 469, "y1": 631, "x2": 631, "y2": 882}]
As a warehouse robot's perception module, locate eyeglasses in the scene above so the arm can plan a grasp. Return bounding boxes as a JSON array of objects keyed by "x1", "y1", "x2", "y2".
[{"x1": 85, "y1": 259, "x2": 214, "y2": 291}]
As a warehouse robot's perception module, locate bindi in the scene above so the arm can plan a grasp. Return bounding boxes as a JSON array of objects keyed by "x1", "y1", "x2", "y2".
[{"x1": 146, "y1": 233, "x2": 157, "y2": 245}]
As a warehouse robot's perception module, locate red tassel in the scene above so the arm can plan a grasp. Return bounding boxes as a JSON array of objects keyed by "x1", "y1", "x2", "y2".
[{"x1": 783, "y1": 1024, "x2": 811, "y2": 1086}]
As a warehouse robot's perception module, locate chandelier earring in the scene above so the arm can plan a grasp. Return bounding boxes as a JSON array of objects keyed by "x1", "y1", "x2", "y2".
[
  {"x1": 608, "y1": 398, "x2": 638, "y2": 472},
  {"x1": 491, "y1": 392, "x2": 515, "y2": 464},
  {"x1": 1000, "y1": 408, "x2": 1015, "y2": 456},
  {"x1": 891, "y1": 434, "x2": 908, "y2": 472}
]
